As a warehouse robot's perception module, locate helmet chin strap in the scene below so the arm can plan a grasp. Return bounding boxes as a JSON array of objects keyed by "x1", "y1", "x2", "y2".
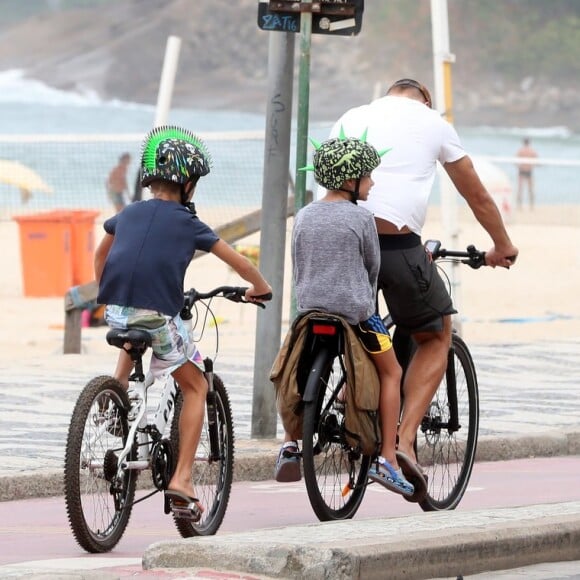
[
  {"x1": 180, "y1": 178, "x2": 197, "y2": 206},
  {"x1": 179, "y1": 183, "x2": 188, "y2": 206},
  {"x1": 338, "y1": 178, "x2": 361, "y2": 204}
]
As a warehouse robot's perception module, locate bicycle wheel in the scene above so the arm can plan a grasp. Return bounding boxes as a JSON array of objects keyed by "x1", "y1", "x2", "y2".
[
  {"x1": 417, "y1": 334, "x2": 479, "y2": 511},
  {"x1": 64, "y1": 375, "x2": 137, "y2": 553},
  {"x1": 170, "y1": 374, "x2": 234, "y2": 537},
  {"x1": 302, "y1": 348, "x2": 371, "y2": 521}
]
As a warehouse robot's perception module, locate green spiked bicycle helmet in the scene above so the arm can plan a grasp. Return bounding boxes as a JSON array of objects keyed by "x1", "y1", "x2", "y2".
[
  {"x1": 140, "y1": 125, "x2": 212, "y2": 190},
  {"x1": 302, "y1": 128, "x2": 389, "y2": 201}
]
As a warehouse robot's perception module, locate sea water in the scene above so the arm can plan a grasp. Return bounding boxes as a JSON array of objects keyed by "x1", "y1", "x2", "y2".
[{"x1": 0, "y1": 69, "x2": 579, "y2": 210}]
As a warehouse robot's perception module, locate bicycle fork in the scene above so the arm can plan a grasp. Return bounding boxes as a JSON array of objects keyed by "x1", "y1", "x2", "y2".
[
  {"x1": 204, "y1": 357, "x2": 220, "y2": 462},
  {"x1": 445, "y1": 346, "x2": 460, "y2": 432}
]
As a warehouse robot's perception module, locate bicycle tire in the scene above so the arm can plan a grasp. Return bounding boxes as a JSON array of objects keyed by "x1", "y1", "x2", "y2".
[
  {"x1": 169, "y1": 374, "x2": 234, "y2": 537},
  {"x1": 302, "y1": 348, "x2": 371, "y2": 521},
  {"x1": 417, "y1": 333, "x2": 479, "y2": 511},
  {"x1": 64, "y1": 375, "x2": 137, "y2": 553}
]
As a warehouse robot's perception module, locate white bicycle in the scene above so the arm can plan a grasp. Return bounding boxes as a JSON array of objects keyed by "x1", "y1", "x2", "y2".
[{"x1": 64, "y1": 286, "x2": 268, "y2": 553}]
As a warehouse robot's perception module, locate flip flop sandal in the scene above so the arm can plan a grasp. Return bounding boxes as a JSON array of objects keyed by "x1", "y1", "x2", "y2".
[
  {"x1": 396, "y1": 451, "x2": 428, "y2": 503},
  {"x1": 368, "y1": 462, "x2": 415, "y2": 497},
  {"x1": 164, "y1": 490, "x2": 203, "y2": 522}
]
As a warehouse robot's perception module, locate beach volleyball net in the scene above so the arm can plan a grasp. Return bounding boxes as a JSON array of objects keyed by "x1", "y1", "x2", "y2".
[{"x1": 0, "y1": 131, "x2": 270, "y2": 228}]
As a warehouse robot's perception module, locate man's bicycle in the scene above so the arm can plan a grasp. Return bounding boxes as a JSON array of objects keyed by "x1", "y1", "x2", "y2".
[
  {"x1": 385, "y1": 240, "x2": 483, "y2": 512},
  {"x1": 64, "y1": 286, "x2": 267, "y2": 553},
  {"x1": 297, "y1": 241, "x2": 484, "y2": 520}
]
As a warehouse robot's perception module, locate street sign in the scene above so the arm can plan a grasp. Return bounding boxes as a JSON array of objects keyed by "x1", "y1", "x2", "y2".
[{"x1": 257, "y1": 0, "x2": 364, "y2": 36}]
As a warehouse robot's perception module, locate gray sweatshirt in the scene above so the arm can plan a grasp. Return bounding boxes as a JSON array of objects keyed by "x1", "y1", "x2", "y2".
[{"x1": 292, "y1": 200, "x2": 379, "y2": 325}]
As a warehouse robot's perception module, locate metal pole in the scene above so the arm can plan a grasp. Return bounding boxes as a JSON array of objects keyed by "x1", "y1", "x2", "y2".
[
  {"x1": 290, "y1": 0, "x2": 313, "y2": 319},
  {"x1": 154, "y1": 35, "x2": 182, "y2": 127},
  {"x1": 430, "y1": 0, "x2": 462, "y2": 332},
  {"x1": 294, "y1": 0, "x2": 312, "y2": 214},
  {"x1": 251, "y1": 31, "x2": 296, "y2": 438},
  {"x1": 141, "y1": 35, "x2": 181, "y2": 201}
]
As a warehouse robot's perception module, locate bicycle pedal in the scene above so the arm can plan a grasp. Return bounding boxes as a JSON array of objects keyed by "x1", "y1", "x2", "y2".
[
  {"x1": 164, "y1": 490, "x2": 202, "y2": 521},
  {"x1": 170, "y1": 504, "x2": 201, "y2": 522},
  {"x1": 283, "y1": 450, "x2": 302, "y2": 459}
]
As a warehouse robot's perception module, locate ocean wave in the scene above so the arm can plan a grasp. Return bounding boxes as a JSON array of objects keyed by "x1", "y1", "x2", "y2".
[
  {"x1": 0, "y1": 69, "x2": 152, "y2": 111},
  {"x1": 470, "y1": 124, "x2": 574, "y2": 139}
]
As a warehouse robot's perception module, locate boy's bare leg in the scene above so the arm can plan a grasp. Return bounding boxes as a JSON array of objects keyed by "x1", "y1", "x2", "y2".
[
  {"x1": 372, "y1": 348, "x2": 402, "y2": 467},
  {"x1": 113, "y1": 349, "x2": 133, "y2": 389},
  {"x1": 168, "y1": 361, "x2": 208, "y2": 502}
]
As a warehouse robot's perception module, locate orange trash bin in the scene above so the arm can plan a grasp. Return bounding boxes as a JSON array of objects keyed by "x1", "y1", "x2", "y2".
[
  {"x1": 14, "y1": 211, "x2": 74, "y2": 297},
  {"x1": 70, "y1": 210, "x2": 99, "y2": 285}
]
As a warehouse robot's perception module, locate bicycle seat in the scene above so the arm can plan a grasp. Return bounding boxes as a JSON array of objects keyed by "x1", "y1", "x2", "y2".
[{"x1": 106, "y1": 329, "x2": 152, "y2": 354}]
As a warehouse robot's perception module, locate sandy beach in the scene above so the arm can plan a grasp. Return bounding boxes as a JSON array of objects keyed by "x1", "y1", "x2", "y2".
[{"x1": 1, "y1": 203, "x2": 579, "y2": 366}]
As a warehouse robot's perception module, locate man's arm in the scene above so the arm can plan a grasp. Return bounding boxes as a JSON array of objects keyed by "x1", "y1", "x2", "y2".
[{"x1": 444, "y1": 156, "x2": 518, "y2": 267}]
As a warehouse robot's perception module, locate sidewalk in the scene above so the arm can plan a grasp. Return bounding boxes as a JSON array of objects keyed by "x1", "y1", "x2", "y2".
[
  {"x1": 1, "y1": 333, "x2": 580, "y2": 500},
  {"x1": 1, "y1": 336, "x2": 580, "y2": 578}
]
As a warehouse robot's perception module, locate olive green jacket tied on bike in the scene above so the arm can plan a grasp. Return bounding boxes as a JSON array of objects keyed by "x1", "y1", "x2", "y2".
[{"x1": 270, "y1": 312, "x2": 381, "y2": 456}]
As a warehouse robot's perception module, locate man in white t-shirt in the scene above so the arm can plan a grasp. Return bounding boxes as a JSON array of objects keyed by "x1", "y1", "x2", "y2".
[{"x1": 325, "y1": 79, "x2": 518, "y2": 474}]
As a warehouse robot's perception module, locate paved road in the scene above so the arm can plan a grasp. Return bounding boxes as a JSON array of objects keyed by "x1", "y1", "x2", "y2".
[
  {"x1": 1, "y1": 457, "x2": 580, "y2": 578},
  {"x1": 0, "y1": 337, "x2": 579, "y2": 578},
  {"x1": 1, "y1": 338, "x2": 580, "y2": 478}
]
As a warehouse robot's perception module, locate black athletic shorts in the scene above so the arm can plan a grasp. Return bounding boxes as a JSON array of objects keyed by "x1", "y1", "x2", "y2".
[{"x1": 378, "y1": 233, "x2": 456, "y2": 334}]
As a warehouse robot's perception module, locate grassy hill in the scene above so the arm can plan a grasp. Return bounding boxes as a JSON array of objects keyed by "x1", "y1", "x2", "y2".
[{"x1": 0, "y1": 0, "x2": 578, "y2": 127}]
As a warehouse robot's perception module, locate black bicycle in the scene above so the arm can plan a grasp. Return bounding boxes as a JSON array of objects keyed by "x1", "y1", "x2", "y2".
[
  {"x1": 298, "y1": 241, "x2": 485, "y2": 520},
  {"x1": 385, "y1": 240, "x2": 484, "y2": 512},
  {"x1": 64, "y1": 286, "x2": 268, "y2": 553},
  {"x1": 299, "y1": 314, "x2": 374, "y2": 521}
]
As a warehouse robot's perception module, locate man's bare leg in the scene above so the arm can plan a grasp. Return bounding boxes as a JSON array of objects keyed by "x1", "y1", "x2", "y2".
[{"x1": 397, "y1": 316, "x2": 452, "y2": 464}]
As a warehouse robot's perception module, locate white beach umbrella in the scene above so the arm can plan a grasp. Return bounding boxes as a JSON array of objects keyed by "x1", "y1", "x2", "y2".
[{"x1": 0, "y1": 159, "x2": 53, "y2": 203}]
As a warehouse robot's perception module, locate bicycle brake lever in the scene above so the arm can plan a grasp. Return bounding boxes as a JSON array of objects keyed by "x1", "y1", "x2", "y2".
[{"x1": 223, "y1": 291, "x2": 244, "y2": 302}]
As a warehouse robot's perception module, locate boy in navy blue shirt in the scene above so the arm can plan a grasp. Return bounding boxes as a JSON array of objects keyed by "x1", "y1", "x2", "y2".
[{"x1": 95, "y1": 126, "x2": 271, "y2": 517}]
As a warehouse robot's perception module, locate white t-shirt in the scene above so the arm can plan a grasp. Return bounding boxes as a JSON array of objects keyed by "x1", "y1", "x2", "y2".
[{"x1": 318, "y1": 96, "x2": 466, "y2": 235}]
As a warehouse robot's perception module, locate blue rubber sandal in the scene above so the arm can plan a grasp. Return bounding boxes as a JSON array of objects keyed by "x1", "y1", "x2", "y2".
[{"x1": 368, "y1": 456, "x2": 415, "y2": 497}]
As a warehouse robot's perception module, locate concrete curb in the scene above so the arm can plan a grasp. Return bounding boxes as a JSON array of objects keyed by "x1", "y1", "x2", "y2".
[
  {"x1": 141, "y1": 502, "x2": 580, "y2": 579},
  {"x1": 1, "y1": 431, "x2": 578, "y2": 502}
]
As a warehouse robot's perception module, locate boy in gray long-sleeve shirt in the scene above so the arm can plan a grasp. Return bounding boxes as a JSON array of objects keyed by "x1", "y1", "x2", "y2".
[{"x1": 275, "y1": 134, "x2": 421, "y2": 499}]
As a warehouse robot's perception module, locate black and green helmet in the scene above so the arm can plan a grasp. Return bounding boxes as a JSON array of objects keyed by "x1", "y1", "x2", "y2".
[
  {"x1": 302, "y1": 128, "x2": 389, "y2": 191},
  {"x1": 140, "y1": 125, "x2": 212, "y2": 188}
]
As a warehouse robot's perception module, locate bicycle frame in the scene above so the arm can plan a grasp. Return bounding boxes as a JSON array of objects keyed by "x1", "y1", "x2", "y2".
[
  {"x1": 113, "y1": 372, "x2": 176, "y2": 474},
  {"x1": 301, "y1": 316, "x2": 343, "y2": 404}
]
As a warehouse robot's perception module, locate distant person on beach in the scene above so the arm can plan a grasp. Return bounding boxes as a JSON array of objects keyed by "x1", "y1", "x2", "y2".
[
  {"x1": 322, "y1": 78, "x2": 518, "y2": 484},
  {"x1": 105, "y1": 152, "x2": 131, "y2": 212},
  {"x1": 94, "y1": 125, "x2": 272, "y2": 516},
  {"x1": 516, "y1": 137, "x2": 538, "y2": 209}
]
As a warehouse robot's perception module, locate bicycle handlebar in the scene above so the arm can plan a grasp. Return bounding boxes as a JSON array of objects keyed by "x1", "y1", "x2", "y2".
[
  {"x1": 426, "y1": 239, "x2": 486, "y2": 269},
  {"x1": 183, "y1": 286, "x2": 272, "y2": 311},
  {"x1": 436, "y1": 245, "x2": 487, "y2": 269}
]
